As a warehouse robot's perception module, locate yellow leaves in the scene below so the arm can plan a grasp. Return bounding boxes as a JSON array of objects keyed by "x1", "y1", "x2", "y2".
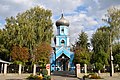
[
  {"x1": 38, "y1": 75, "x2": 43, "y2": 80},
  {"x1": 11, "y1": 45, "x2": 30, "y2": 62},
  {"x1": 34, "y1": 42, "x2": 52, "y2": 63}
]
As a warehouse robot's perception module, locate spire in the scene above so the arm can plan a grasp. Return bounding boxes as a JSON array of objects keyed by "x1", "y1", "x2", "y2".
[
  {"x1": 61, "y1": 9, "x2": 64, "y2": 18},
  {"x1": 56, "y1": 1, "x2": 69, "y2": 27}
]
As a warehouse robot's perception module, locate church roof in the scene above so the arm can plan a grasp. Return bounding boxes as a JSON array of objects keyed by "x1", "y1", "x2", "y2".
[
  {"x1": 55, "y1": 47, "x2": 73, "y2": 59},
  {"x1": 56, "y1": 14, "x2": 69, "y2": 27}
]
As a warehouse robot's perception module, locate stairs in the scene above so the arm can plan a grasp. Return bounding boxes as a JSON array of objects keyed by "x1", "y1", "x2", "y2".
[{"x1": 51, "y1": 71, "x2": 76, "y2": 77}]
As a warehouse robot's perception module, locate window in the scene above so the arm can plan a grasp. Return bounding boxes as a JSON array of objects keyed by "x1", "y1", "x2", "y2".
[
  {"x1": 61, "y1": 40, "x2": 65, "y2": 46},
  {"x1": 61, "y1": 40, "x2": 65, "y2": 43},
  {"x1": 61, "y1": 28, "x2": 64, "y2": 33}
]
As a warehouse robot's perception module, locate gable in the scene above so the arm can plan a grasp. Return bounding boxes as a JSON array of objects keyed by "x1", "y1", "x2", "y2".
[{"x1": 56, "y1": 47, "x2": 71, "y2": 59}]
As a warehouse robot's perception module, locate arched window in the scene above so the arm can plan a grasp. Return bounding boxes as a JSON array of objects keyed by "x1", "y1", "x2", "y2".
[
  {"x1": 61, "y1": 28, "x2": 64, "y2": 33},
  {"x1": 61, "y1": 40, "x2": 65, "y2": 46}
]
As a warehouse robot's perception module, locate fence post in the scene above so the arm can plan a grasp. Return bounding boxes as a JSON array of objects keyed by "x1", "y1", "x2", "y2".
[
  {"x1": 4, "y1": 64, "x2": 7, "y2": 75},
  {"x1": 76, "y1": 64, "x2": 80, "y2": 77},
  {"x1": 33, "y1": 64, "x2": 36, "y2": 75},
  {"x1": 46, "y1": 64, "x2": 50, "y2": 75},
  {"x1": 19, "y1": 64, "x2": 22, "y2": 75}
]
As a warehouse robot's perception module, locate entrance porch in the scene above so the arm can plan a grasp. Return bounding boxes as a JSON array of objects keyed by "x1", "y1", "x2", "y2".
[{"x1": 56, "y1": 54, "x2": 70, "y2": 71}]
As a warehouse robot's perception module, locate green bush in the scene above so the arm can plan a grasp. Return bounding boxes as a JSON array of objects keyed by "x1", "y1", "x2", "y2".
[
  {"x1": 27, "y1": 74, "x2": 38, "y2": 79},
  {"x1": 41, "y1": 69, "x2": 48, "y2": 76},
  {"x1": 89, "y1": 74, "x2": 102, "y2": 79},
  {"x1": 27, "y1": 70, "x2": 50, "y2": 80},
  {"x1": 83, "y1": 73, "x2": 102, "y2": 79},
  {"x1": 27, "y1": 74, "x2": 44, "y2": 80},
  {"x1": 43, "y1": 75, "x2": 51, "y2": 80},
  {"x1": 83, "y1": 75, "x2": 89, "y2": 78}
]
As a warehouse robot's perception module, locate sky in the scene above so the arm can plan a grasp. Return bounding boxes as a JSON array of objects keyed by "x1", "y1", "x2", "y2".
[{"x1": 0, "y1": 0, "x2": 120, "y2": 44}]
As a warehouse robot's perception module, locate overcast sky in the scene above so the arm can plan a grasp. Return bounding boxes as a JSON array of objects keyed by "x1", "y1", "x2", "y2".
[{"x1": 0, "y1": 0, "x2": 120, "y2": 44}]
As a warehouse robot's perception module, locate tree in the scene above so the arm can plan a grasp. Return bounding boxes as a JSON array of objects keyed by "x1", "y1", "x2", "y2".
[
  {"x1": 73, "y1": 32, "x2": 90, "y2": 65},
  {"x1": 73, "y1": 47, "x2": 89, "y2": 65},
  {"x1": 73, "y1": 32, "x2": 90, "y2": 74},
  {"x1": 91, "y1": 27, "x2": 109, "y2": 73},
  {"x1": 113, "y1": 44, "x2": 120, "y2": 66},
  {"x1": 0, "y1": 29, "x2": 9, "y2": 60},
  {"x1": 11, "y1": 45, "x2": 30, "y2": 64},
  {"x1": 1, "y1": 6, "x2": 53, "y2": 63},
  {"x1": 11, "y1": 45, "x2": 30, "y2": 74},
  {"x1": 106, "y1": 7, "x2": 120, "y2": 40},
  {"x1": 103, "y1": 7, "x2": 120, "y2": 76},
  {"x1": 34, "y1": 42, "x2": 52, "y2": 68},
  {"x1": 77, "y1": 31, "x2": 89, "y2": 50}
]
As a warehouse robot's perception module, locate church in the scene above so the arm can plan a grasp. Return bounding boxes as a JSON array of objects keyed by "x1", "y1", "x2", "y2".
[{"x1": 50, "y1": 14, "x2": 74, "y2": 71}]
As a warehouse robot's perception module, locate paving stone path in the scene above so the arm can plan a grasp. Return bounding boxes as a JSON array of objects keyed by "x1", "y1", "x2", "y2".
[
  {"x1": 0, "y1": 74, "x2": 28, "y2": 80},
  {"x1": 51, "y1": 71, "x2": 80, "y2": 80},
  {"x1": 0, "y1": 73, "x2": 120, "y2": 80},
  {"x1": 51, "y1": 75, "x2": 80, "y2": 80}
]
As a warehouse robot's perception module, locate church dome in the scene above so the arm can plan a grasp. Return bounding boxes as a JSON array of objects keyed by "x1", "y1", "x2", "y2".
[{"x1": 56, "y1": 14, "x2": 69, "y2": 27}]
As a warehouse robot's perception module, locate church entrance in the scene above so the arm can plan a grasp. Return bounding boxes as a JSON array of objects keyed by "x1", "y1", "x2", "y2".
[{"x1": 56, "y1": 54, "x2": 70, "y2": 71}]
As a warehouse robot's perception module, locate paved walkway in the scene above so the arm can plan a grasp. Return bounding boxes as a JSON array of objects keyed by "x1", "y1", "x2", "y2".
[
  {"x1": 0, "y1": 73, "x2": 120, "y2": 80},
  {"x1": 51, "y1": 71, "x2": 80, "y2": 80},
  {"x1": 0, "y1": 74, "x2": 80, "y2": 80},
  {"x1": 51, "y1": 76, "x2": 80, "y2": 80},
  {"x1": 52, "y1": 76, "x2": 120, "y2": 80},
  {"x1": 102, "y1": 76, "x2": 120, "y2": 80},
  {"x1": 0, "y1": 74, "x2": 29, "y2": 80}
]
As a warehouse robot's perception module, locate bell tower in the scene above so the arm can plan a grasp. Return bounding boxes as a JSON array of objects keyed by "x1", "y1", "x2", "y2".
[
  {"x1": 55, "y1": 14, "x2": 70, "y2": 48},
  {"x1": 51, "y1": 14, "x2": 74, "y2": 71}
]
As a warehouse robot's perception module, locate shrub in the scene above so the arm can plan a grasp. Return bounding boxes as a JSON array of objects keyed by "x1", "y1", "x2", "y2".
[
  {"x1": 41, "y1": 69, "x2": 48, "y2": 76},
  {"x1": 83, "y1": 75, "x2": 89, "y2": 80},
  {"x1": 38, "y1": 75, "x2": 43, "y2": 80},
  {"x1": 83, "y1": 73, "x2": 102, "y2": 79},
  {"x1": 27, "y1": 74, "x2": 38, "y2": 79},
  {"x1": 27, "y1": 74, "x2": 43, "y2": 80},
  {"x1": 43, "y1": 75, "x2": 51, "y2": 80},
  {"x1": 89, "y1": 74, "x2": 101, "y2": 79}
]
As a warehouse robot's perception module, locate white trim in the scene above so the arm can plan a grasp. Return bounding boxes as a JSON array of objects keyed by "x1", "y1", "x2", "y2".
[
  {"x1": 56, "y1": 46, "x2": 64, "y2": 53},
  {"x1": 67, "y1": 37, "x2": 69, "y2": 46},
  {"x1": 56, "y1": 37, "x2": 59, "y2": 46}
]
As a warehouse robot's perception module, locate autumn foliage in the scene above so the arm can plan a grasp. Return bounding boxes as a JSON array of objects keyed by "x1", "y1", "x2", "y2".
[
  {"x1": 11, "y1": 45, "x2": 30, "y2": 63},
  {"x1": 34, "y1": 42, "x2": 52, "y2": 64}
]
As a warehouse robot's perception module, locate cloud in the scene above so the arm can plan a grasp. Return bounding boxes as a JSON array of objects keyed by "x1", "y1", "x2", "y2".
[
  {"x1": 0, "y1": 0, "x2": 43, "y2": 18},
  {"x1": 98, "y1": 0, "x2": 120, "y2": 10},
  {"x1": 0, "y1": 0, "x2": 120, "y2": 44},
  {"x1": 64, "y1": 13, "x2": 98, "y2": 44},
  {"x1": 38, "y1": 0, "x2": 83, "y2": 15}
]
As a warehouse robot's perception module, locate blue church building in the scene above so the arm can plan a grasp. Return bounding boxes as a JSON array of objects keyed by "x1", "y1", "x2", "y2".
[{"x1": 50, "y1": 14, "x2": 74, "y2": 71}]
